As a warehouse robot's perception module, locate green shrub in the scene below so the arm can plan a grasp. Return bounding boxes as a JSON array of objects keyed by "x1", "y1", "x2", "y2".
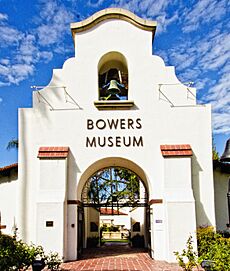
[
  {"x1": 46, "y1": 252, "x2": 62, "y2": 271},
  {"x1": 108, "y1": 225, "x2": 119, "y2": 232},
  {"x1": 0, "y1": 234, "x2": 40, "y2": 270},
  {"x1": 0, "y1": 233, "x2": 62, "y2": 270},
  {"x1": 197, "y1": 226, "x2": 230, "y2": 271},
  {"x1": 174, "y1": 235, "x2": 198, "y2": 271},
  {"x1": 100, "y1": 224, "x2": 109, "y2": 232},
  {"x1": 0, "y1": 234, "x2": 16, "y2": 270}
]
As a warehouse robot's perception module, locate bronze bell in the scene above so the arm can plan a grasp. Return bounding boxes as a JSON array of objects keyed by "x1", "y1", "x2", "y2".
[
  {"x1": 105, "y1": 79, "x2": 121, "y2": 100},
  {"x1": 220, "y1": 138, "x2": 230, "y2": 162},
  {"x1": 107, "y1": 79, "x2": 121, "y2": 95}
]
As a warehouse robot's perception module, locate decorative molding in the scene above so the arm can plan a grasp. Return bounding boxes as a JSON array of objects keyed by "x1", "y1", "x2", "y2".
[
  {"x1": 71, "y1": 8, "x2": 157, "y2": 40},
  {"x1": 67, "y1": 200, "x2": 82, "y2": 206},
  {"x1": 94, "y1": 100, "x2": 134, "y2": 110},
  {"x1": 149, "y1": 199, "x2": 163, "y2": 205}
]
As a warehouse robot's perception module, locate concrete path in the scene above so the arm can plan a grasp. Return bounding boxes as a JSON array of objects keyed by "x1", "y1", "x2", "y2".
[{"x1": 61, "y1": 243, "x2": 203, "y2": 271}]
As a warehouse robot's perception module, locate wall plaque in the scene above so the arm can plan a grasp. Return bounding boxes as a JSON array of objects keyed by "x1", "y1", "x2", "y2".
[{"x1": 46, "y1": 221, "x2": 54, "y2": 227}]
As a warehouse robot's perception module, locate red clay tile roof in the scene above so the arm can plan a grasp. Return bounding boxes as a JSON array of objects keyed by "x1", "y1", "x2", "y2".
[
  {"x1": 38, "y1": 147, "x2": 69, "y2": 158},
  {"x1": 160, "y1": 144, "x2": 192, "y2": 157},
  {"x1": 100, "y1": 208, "x2": 128, "y2": 215},
  {"x1": 0, "y1": 163, "x2": 18, "y2": 172}
]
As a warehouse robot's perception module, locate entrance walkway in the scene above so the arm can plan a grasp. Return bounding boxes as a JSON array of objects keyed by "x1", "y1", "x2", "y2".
[{"x1": 61, "y1": 243, "x2": 202, "y2": 271}]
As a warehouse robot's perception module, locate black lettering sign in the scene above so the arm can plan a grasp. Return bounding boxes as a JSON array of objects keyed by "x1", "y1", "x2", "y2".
[
  {"x1": 136, "y1": 118, "x2": 142, "y2": 129},
  {"x1": 86, "y1": 137, "x2": 96, "y2": 147},
  {"x1": 86, "y1": 118, "x2": 142, "y2": 130},
  {"x1": 128, "y1": 118, "x2": 134, "y2": 129},
  {"x1": 108, "y1": 136, "x2": 113, "y2": 147},
  {"x1": 107, "y1": 119, "x2": 119, "y2": 129},
  {"x1": 98, "y1": 137, "x2": 106, "y2": 147},
  {"x1": 133, "y1": 136, "x2": 143, "y2": 147},
  {"x1": 87, "y1": 119, "x2": 94, "y2": 130},
  {"x1": 96, "y1": 119, "x2": 106, "y2": 129},
  {"x1": 123, "y1": 136, "x2": 131, "y2": 147},
  {"x1": 120, "y1": 119, "x2": 126, "y2": 129},
  {"x1": 116, "y1": 136, "x2": 121, "y2": 147},
  {"x1": 86, "y1": 118, "x2": 143, "y2": 148}
]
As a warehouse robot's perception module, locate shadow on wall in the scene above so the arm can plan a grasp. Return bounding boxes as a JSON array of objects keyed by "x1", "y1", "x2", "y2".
[
  {"x1": 19, "y1": 109, "x2": 28, "y2": 240},
  {"x1": 192, "y1": 154, "x2": 212, "y2": 227},
  {"x1": 34, "y1": 69, "x2": 83, "y2": 113},
  {"x1": 67, "y1": 150, "x2": 81, "y2": 200}
]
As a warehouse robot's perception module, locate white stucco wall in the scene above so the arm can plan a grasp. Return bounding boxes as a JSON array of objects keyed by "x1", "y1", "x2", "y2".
[
  {"x1": 35, "y1": 158, "x2": 68, "y2": 258},
  {"x1": 0, "y1": 171, "x2": 18, "y2": 235},
  {"x1": 164, "y1": 157, "x2": 197, "y2": 261},
  {"x1": 85, "y1": 207, "x2": 100, "y2": 239},
  {"x1": 16, "y1": 12, "x2": 215, "y2": 262},
  {"x1": 130, "y1": 207, "x2": 145, "y2": 237}
]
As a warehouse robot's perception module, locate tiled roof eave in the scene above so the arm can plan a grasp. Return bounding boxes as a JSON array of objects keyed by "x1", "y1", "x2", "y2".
[
  {"x1": 0, "y1": 163, "x2": 18, "y2": 172},
  {"x1": 38, "y1": 147, "x2": 69, "y2": 158},
  {"x1": 160, "y1": 144, "x2": 192, "y2": 157}
]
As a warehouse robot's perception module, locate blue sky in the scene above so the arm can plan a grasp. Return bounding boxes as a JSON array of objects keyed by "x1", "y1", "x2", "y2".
[{"x1": 0, "y1": 0, "x2": 229, "y2": 166}]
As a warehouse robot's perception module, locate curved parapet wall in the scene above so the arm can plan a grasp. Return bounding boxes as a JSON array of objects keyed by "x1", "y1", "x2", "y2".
[{"x1": 71, "y1": 8, "x2": 157, "y2": 40}]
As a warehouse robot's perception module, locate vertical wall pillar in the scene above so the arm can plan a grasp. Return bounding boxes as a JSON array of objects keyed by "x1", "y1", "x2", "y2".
[
  {"x1": 36, "y1": 147, "x2": 69, "y2": 260},
  {"x1": 161, "y1": 144, "x2": 197, "y2": 262},
  {"x1": 149, "y1": 199, "x2": 165, "y2": 260},
  {"x1": 66, "y1": 200, "x2": 78, "y2": 261}
]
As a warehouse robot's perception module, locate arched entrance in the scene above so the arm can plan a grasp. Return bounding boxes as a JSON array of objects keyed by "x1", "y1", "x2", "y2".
[{"x1": 77, "y1": 158, "x2": 152, "y2": 258}]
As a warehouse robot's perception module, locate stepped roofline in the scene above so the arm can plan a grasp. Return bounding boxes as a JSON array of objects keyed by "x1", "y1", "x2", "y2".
[{"x1": 70, "y1": 8, "x2": 157, "y2": 41}]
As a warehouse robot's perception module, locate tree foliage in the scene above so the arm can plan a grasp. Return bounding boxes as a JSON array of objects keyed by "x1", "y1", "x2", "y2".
[
  {"x1": 84, "y1": 167, "x2": 142, "y2": 207},
  {"x1": 7, "y1": 139, "x2": 18, "y2": 150},
  {"x1": 212, "y1": 137, "x2": 219, "y2": 160},
  {"x1": 174, "y1": 235, "x2": 198, "y2": 271}
]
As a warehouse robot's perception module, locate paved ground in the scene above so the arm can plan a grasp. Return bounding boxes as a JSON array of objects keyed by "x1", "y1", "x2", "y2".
[{"x1": 61, "y1": 243, "x2": 203, "y2": 271}]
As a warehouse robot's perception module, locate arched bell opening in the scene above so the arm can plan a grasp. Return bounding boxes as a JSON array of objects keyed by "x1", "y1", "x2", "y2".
[
  {"x1": 98, "y1": 52, "x2": 128, "y2": 100},
  {"x1": 80, "y1": 166, "x2": 151, "y2": 252}
]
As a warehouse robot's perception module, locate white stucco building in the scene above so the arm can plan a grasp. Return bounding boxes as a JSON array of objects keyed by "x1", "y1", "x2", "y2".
[{"x1": 1, "y1": 8, "x2": 229, "y2": 263}]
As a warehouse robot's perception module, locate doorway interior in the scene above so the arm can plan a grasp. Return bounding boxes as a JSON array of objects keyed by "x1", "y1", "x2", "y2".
[{"x1": 78, "y1": 166, "x2": 151, "y2": 257}]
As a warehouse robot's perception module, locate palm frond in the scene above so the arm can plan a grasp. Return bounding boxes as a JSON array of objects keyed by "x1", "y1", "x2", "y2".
[{"x1": 7, "y1": 139, "x2": 19, "y2": 150}]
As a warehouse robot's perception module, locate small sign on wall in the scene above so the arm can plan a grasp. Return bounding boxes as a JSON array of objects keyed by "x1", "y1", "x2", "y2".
[
  {"x1": 46, "y1": 221, "x2": 54, "y2": 227},
  {"x1": 155, "y1": 220, "x2": 163, "y2": 224}
]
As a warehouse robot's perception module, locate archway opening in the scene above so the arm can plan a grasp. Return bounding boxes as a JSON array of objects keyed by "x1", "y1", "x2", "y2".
[{"x1": 80, "y1": 166, "x2": 151, "y2": 253}]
